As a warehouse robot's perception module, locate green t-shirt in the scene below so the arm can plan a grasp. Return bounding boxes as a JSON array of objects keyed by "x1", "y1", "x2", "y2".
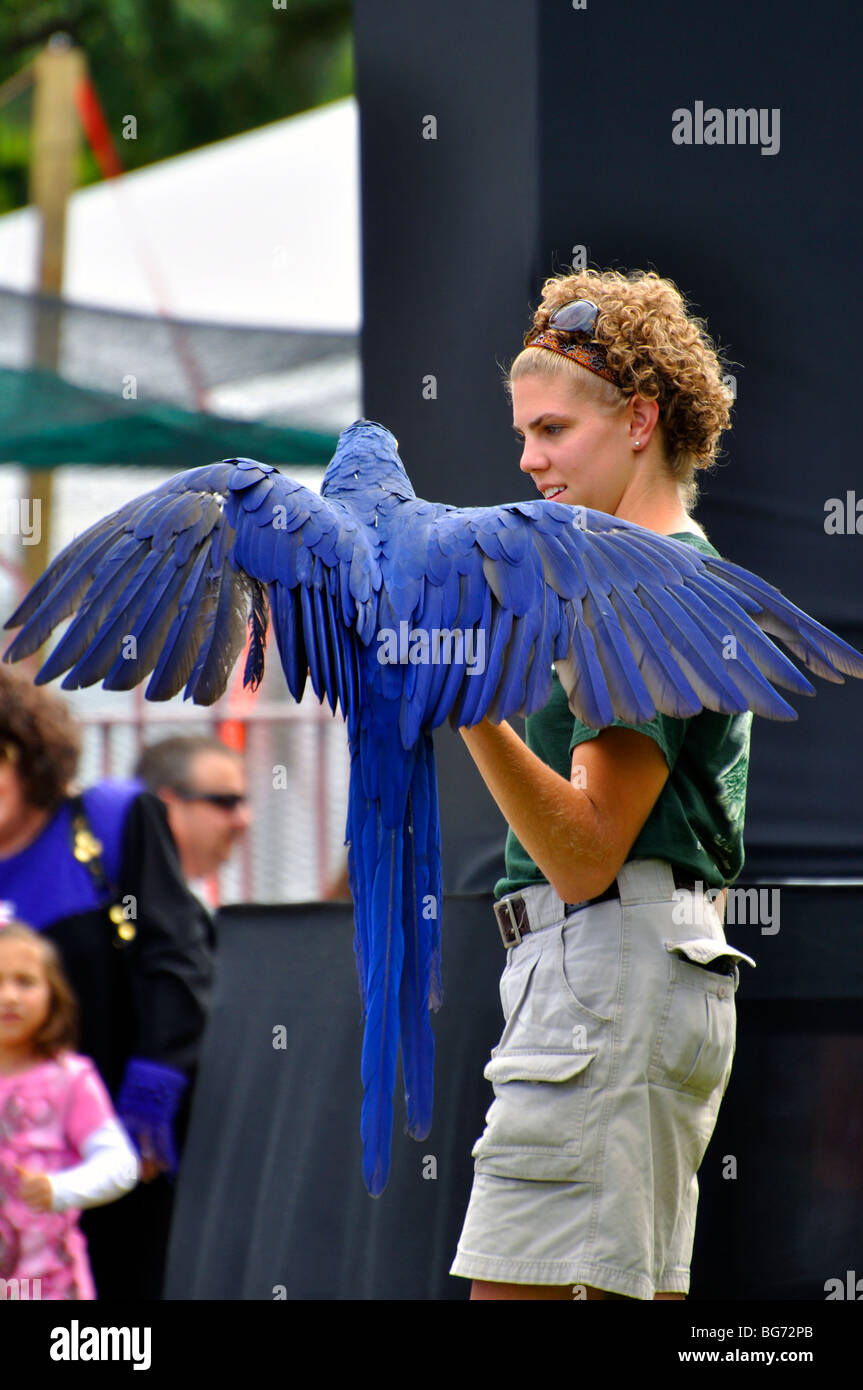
[{"x1": 495, "y1": 532, "x2": 753, "y2": 899}]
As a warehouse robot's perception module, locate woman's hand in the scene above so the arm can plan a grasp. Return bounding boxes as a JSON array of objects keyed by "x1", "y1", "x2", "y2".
[{"x1": 458, "y1": 717, "x2": 670, "y2": 902}]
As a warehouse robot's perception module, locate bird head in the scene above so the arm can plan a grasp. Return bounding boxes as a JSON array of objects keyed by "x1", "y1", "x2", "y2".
[{"x1": 321, "y1": 420, "x2": 416, "y2": 501}]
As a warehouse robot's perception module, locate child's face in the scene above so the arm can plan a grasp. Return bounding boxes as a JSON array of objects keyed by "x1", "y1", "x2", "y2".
[{"x1": 0, "y1": 940, "x2": 51, "y2": 1052}]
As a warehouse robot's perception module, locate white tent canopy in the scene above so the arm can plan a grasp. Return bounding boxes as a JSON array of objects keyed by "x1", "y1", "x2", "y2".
[
  {"x1": 0, "y1": 96, "x2": 361, "y2": 332},
  {"x1": 0, "y1": 102, "x2": 362, "y2": 900}
]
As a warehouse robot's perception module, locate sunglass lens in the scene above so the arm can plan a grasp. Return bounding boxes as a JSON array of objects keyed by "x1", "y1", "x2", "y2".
[{"x1": 548, "y1": 299, "x2": 599, "y2": 334}]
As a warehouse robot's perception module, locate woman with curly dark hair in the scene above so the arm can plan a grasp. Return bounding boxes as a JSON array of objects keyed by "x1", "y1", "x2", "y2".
[
  {"x1": 0, "y1": 673, "x2": 80, "y2": 852},
  {"x1": 449, "y1": 268, "x2": 755, "y2": 1301},
  {"x1": 0, "y1": 667, "x2": 214, "y2": 1298}
]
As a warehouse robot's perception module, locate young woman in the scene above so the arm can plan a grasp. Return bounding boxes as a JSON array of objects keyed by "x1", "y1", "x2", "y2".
[{"x1": 449, "y1": 267, "x2": 756, "y2": 1301}]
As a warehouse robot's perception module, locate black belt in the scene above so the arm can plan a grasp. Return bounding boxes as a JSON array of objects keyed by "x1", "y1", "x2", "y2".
[{"x1": 493, "y1": 874, "x2": 702, "y2": 949}]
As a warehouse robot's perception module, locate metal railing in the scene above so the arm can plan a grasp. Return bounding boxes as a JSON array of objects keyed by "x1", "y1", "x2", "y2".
[{"x1": 76, "y1": 693, "x2": 351, "y2": 909}]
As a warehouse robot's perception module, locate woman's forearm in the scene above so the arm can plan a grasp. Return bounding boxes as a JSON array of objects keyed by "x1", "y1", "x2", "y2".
[{"x1": 458, "y1": 718, "x2": 612, "y2": 901}]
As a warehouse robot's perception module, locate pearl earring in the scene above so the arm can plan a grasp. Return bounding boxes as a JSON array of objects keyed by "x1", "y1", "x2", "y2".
[{"x1": 633, "y1": 440, "x2": 641, "y2": 448}]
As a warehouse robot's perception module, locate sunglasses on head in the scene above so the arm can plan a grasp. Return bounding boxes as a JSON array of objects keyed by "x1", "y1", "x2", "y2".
[
  {"x1": 546, "y1": 298, "x2": 601, "y2": 336},
  {"x1": 178, "y1": 791, "x2": 247, "y2": 811}
]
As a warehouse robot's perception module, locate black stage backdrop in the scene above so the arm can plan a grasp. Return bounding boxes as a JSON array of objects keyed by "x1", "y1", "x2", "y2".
[
  {"x1": 167, "y1": 0, "x2": 863, "y2": 1305},
  {"x1": 354, "y1": 0, "x2": 863, "y2": 890},
  {"x1": 165, "y1": 892, "x2": 863, "y2": 1301}
]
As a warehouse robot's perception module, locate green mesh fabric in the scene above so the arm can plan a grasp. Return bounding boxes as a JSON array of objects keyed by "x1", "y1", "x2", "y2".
[
  {"x1": 0, "y1": 366, "x2": 339, "y2": 466},
  {"x1": 0, "y1": 288, "x2": 354, "y2": 467}
]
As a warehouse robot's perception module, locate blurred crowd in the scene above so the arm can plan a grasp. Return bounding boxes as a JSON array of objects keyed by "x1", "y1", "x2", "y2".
[{"x1": 0, "y1": 665, "x2": 345, "y2": 1300}]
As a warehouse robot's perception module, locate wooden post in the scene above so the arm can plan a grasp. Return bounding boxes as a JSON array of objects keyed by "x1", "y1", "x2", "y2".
[{"x1": 25, "y1": 35, "x2": 85, "y2": 591}]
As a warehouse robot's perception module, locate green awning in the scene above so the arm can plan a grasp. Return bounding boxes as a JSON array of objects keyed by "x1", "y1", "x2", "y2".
[{"x1": 0, "y1": 366, "x2": 339, "y2": 467}]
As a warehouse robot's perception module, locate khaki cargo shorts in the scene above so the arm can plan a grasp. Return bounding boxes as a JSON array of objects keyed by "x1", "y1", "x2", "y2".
[{"x1": 450, "y1": 858, "x2": 755, "y2": 1299}]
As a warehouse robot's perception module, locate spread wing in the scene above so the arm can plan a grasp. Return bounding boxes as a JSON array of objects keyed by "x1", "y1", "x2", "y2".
[
  {"x1": 2, "y1": 458, "x2": 380, "y2": 733},
  {"x1": 381, "y1": 498, "x2": 863, "y2": 746}
]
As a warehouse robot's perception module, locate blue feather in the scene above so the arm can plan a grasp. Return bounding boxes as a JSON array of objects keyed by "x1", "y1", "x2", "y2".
[
  {"x1": 144, "y1": 546, "x2": 215, "y2": 700},
  {"x1": 359, "y1": 811, "x2": 404, "y2": 1196},
  {"x1": 399, "y1": 735, "x2": 437, "y2": 1141}
]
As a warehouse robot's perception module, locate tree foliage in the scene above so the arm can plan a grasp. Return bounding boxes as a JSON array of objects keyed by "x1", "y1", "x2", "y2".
[{"x1": 0, "y1": 0, "x2": 353, "y2": 213}]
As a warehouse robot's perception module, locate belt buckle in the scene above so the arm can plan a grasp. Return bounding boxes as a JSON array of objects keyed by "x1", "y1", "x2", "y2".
[{"x1": 495, "y1": 898, "x2": 522, "y2": 949}]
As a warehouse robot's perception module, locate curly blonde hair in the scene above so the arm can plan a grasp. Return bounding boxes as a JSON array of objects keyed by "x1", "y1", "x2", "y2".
[{"x1": 506, "y1": 268, "x2": 735, "y2": 509}]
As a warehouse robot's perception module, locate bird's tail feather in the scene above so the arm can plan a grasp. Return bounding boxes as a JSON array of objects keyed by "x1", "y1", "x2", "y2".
[
  {"x1": 399, "y1": 733, "x2": 442, "y2": 1143},
  {"x1": 346, "y1": 730, "x2": 442, "y2": 1195},
  {"x1": 358, "y1": 821, "x2": 405, "y2": 1198}
]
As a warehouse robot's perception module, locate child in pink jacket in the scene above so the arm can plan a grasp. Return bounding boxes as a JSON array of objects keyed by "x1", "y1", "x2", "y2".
[{"x1": 0, "y1": 921, "x2": 139, "y2": 1300}]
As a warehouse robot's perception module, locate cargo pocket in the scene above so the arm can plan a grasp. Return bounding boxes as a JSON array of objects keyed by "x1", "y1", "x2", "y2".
[
  {"x1": 556, "y1": 917, "x2": 618, "y2": 1025},
  {"x1": 472, "y1": 1049, "x2": 596, "y2": 1180},
  {"x1": 647, "y1": 940, "x2": 741, "y2": 1098},
  {"x1": 665, "y1": 936, "x2": 756, "y2": 977}
]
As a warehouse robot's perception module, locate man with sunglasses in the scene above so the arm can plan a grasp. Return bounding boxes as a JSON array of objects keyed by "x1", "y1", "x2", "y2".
[{"x1": 134, "y1": 735, "x2": 252, "y2": 891}]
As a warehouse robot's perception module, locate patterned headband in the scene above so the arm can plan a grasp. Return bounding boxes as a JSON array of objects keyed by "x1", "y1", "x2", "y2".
[{"x1": 526, "y1": 332, "x2": 621, "y2": 386}]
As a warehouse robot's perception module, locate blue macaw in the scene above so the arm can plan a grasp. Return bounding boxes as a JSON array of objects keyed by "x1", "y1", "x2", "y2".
[{"x1": 4, "y1": 419, "x2": 863, "y2": 1195}]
